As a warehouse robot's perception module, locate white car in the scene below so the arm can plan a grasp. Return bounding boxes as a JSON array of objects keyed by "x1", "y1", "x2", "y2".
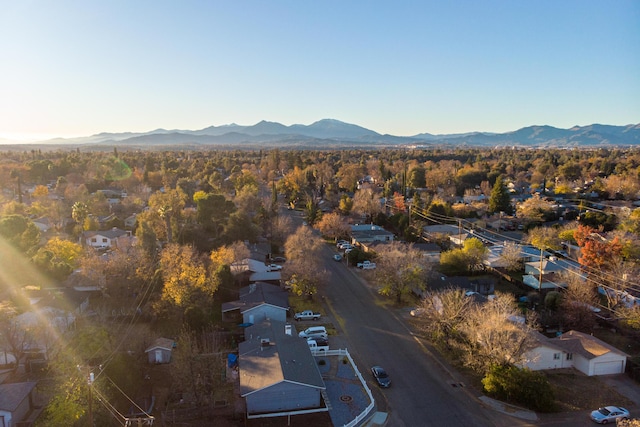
[
  {"x1": 590, "y1": 406, "x2": 630, "y2": 424},
  {"x1": 266, "y1": 264, "x2": 282, "y2": 271},
  {"x1": 410, "y1": 308, "x2": 425, "y2": 317}
]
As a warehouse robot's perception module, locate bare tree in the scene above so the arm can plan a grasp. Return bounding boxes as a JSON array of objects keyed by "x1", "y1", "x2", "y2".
[
  {"x1": 352, "y1": 188, "x2": 382, "y2": 222},
  {"x1": 417, "y1": 288, "x2": 472, "y2": 344},
  {"x1": 558, "y1": 271, "x2": 599, "y2": 332},
  {"x1": 373, "y1": 241, "x2": 429, "y2": 304},
  {"x1": 315, "y1": 212, "x2": 350, "y2": 242},
  {"x1": 455, "y1": 292, "x2": 538, "y2": 374},
  {"x1": 283, "y1": 226, "x2": 327, "y2": 298},
  {"x1": 500, "y1": 241, "x2": 524, "y2": 272}
]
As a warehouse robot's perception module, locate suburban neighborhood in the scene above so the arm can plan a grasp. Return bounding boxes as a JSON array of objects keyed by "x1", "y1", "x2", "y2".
[{"x1": 0, "y1": 146, "x2": 639, "y2": 426}]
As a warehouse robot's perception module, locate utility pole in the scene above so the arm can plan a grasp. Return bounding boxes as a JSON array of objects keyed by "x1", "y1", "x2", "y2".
[{"x1": 88, "y1": 371, "x2": 94, "y2": 427}]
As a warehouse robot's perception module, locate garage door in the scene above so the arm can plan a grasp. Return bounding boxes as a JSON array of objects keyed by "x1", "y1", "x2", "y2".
[{"x1": 594, "y1": 360, "x2": 623, "y2": 375}]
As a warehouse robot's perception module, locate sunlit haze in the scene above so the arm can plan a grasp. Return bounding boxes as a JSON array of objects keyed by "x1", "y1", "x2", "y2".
[{"x1": 1, "y1": 1, "x2": 639, "y2": 142}]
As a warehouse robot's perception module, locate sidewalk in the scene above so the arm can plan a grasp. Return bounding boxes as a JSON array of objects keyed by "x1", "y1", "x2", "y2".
[{"x1": 478, "y1": 396, "x2": 538, "y2": 421}]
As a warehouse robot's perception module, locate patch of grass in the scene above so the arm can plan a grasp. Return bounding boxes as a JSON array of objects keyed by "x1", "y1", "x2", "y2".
[
  {"x1": 546, "y1": 370, "x2": 634, "y2": 412},
  {"x1": 288, "y1": 294, "x2": 324, "y2": 314}
]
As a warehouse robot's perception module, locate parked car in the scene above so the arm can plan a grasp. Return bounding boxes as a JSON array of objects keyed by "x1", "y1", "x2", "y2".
[
  {"x1": 298, "y1": 326, "x2": 328, "y2": 339},
  {"x1": 294, "y1": 310, "x2": 321, "y2": 321},
  {"x1": 590, "y1": 406, "x2": 629, "y2": 424},
  {"x1": 336, "y1": 240, "x2": 349, "y2": 247},
  {"x1": 410, "y1": 307, "x2": 425, "y2": 317},
  {"x1": 266, "y1": 264, "x2": 282, "y2": 271},
  {"x1": 333, "y1": 254, "x2": 343, "y2": 262},
  {"x1": 371, "y1": 366, "x2": 391, "y2": 388},
  {"x1": 357, "y1": 260, "x2": 376, "y2": 269},
  {"x1": 272, "y1": 256, "x2": 287, "y2": 264},
  {"x1": 338, "y1": 242, "x2": 354, "y2": 250},
  {"x1": 308, "y1": 336, "x2": 328, "y2": 346}
]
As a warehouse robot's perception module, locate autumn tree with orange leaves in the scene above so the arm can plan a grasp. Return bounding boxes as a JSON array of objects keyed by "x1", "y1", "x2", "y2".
[{"x1": 574, "y1": 225, "x2": 622, "y2": 271}]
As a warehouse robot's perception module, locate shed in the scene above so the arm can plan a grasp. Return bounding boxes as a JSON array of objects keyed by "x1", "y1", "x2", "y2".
[
  {"x1": 0, "y1": 381, "x2": 38, "y2": 427},
  {"x1": 145, "y1": 337, "x2": 175, "y2": 364}
]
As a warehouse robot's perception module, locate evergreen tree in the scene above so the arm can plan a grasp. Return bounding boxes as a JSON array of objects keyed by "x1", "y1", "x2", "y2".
[{"x1": 488, "y1": 176, "x2": 512, "y2": 214}]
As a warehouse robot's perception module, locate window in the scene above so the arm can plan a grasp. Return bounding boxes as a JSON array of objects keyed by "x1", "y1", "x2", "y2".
[
  {"x1": 102, "y1": 238, "x2": 108, "y2": 243},
  {"x1": 553, "y1": 353, "x2": 561, "y2": 360},
  {"x1": 566, "y1": 353, "x2": 573, "y2": 360},
  {"x1": 91, "y1": 238, "x2": 97, "y2": 243}
]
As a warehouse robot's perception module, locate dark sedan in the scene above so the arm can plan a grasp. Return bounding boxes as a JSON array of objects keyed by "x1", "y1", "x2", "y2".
[{"x1": 371, "y1": 366, "x2": 391, "y2": 388}]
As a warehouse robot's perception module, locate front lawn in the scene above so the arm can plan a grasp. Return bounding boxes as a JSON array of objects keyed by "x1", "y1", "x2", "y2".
[{"x1": 546, "y1": 370, "x2": 634, "y2": 412}]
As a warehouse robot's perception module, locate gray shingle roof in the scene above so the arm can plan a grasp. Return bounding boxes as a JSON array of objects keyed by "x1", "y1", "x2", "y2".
[
  {"x1": 0, "y1": 382, "x2": 37, "y2": 411},
  {"x1": 239, "y1": 320, "x2": 324, "y2": 397}
]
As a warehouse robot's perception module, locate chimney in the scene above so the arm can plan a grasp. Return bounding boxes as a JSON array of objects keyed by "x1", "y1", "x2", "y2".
[
  {"x1": 260, "y1": 338, "x2": 270, "y2": 347},
  {"x1": 285, "y1": 324, "x2": 292, "y2": 336}
]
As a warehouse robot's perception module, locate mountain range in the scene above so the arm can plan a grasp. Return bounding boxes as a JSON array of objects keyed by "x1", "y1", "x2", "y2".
[{"x1": 4, "y1": 119, "x2": 640, "y2": 149}]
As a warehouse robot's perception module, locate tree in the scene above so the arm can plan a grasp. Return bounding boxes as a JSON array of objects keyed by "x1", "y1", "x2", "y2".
[
  {"x1": 499, "y1": 241, "x2": 524, "y2": 272},
  {"x1": 193, "y1": 191, "x2": 235, "y2": 239},
  {"x1": 439, "y1": 238, "x2": 488, "y2": 275},
  {"x1": 170, "y1": 328, "x2": 226, "y2": 409},
  {"x1": 71, "y1": 202, "x2": 89, "y2": 226},
  {"x1": 315, "y1": 212, "x2": 350, "y2": 241},
  {"x1": 352, "y1": 188, "x2": 382, "y2": 222},
  {"x1": 223, "y1": 211, "x2": 260, "y2": 244},
  {"x1": 0, "y1": 214, "x2": 41, "y2": 254},
  {"x1": 417, "y1": 288, "x2": 473, "y2": 344},
  {"x1": 517, "y1": 194, "x2": 555, "y2": 225},
  {"x1": 373, "y1": 241, "x2": 428, "y2": 304},
  {"x1": 574, "y1": 225, "x2": 622, "y2": 271},
  {"x1": 482, "y1": 365, "x2": 555, "y2": 412},
  {"x1": 558, "y1": 272, "x2": 599, "y2": 332},
  {"x1": 159, "y1": 244, "x2": 214, "y2": 308},
  {"x1": 32, "y1": 237, "x2": 84, "y2": 280},
  {"x1": 488, "y1": 176, "x2": 512, "y2": 214},
  {"x1": 283, "y1": 226, "x2": 327, "y2": 298},
  {"x1": 455, "y1": 292, "x2": 537, "y2": 374},
  {"x1": 284, "y1": 226, "x2": 324, "y2": 263},
  {"x1": 527, "y1": 226, "x2": 561, "y2": 291}
]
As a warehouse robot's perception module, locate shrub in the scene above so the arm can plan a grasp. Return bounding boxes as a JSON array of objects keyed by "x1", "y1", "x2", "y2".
[{"x1": 482, "y1": 364, "x2": 556, "y2": 412}]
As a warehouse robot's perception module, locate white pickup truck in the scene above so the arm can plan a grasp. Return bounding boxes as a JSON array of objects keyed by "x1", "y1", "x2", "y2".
[
  {"x1": 357, "y1": 260, "x2": 376, "y2": 269},
  {"x1": 307, "y1": 339, "x2": 329, "y2": 352},
  {"x1": 294, "y1": 310, "x2": 321, "y2": 321}
]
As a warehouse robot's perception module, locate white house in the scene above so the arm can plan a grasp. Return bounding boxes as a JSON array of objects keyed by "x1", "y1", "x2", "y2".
[
  {"x1": 82, "y1": 228, "x2": 132, "y2": 249},
  {"x1": 521, "y1": 330, "x2": 629, "y2": 376},
  {"x1": 350, "y1": 224, "x2": 394, "y2": 245}
]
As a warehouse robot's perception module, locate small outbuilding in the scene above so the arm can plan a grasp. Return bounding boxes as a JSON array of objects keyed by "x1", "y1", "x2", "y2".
[{"x1": 145, "y1": 337, "x2": 175, "y2": 364}]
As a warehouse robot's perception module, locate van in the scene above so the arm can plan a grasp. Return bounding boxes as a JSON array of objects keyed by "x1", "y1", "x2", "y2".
[{"x1": 298, "y1": 326, "x2": 328, "y2": 339}]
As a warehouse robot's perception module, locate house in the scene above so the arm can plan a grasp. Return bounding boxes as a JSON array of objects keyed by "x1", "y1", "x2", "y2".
[
  {"x1": 82, "y1": 227, "x2": 132, "y2": 249},
  {"x1": 145, "y1": 338, "x2": 175, "y2": 364},
  {"x1": 124, "y1": 213, "x2": 138, "y2": 229},
  {"x1": 221, "y1": 282, "x2": 289, "y2": 324},
  {"x1": 484, "y1": 244, "x2": 541, "y2": 269},
  {"x1": 521, "y1": 330, "x2": 629, "y2": 376},
  {"x1": 0, "y1": 381, "x2": 39, "y2": 427},
  {"x1": 449, "y1": 232, "x2": 471, "y2": 247},
  {"x1": 422, "y1": 224, "x2": 460, "y2": 240},
  {"x1": 413, "y1": 243, "x2": 442, "y2": 263},
  {"x1": 522, "y1": 256, "x2": 583, "y2": 290},
  {"x1": 239, "y1": 321, "x2": 326, "y2": 417},
  {"x1": 350, "y1": 224, "x2": 394, "y2": 245}
]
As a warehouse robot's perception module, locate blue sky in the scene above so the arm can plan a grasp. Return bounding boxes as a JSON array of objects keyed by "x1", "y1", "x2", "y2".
[{"x1": 1, "y1": 1, "x2": 638, "y2": 141}]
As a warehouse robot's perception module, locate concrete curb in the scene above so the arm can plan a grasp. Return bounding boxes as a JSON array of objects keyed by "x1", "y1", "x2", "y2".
[{"x1": 478, "y1": 396, "x2": 538, "y2": 421}]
